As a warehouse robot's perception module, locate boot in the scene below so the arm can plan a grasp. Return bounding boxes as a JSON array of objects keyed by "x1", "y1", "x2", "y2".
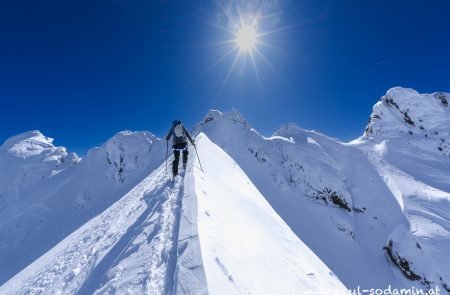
[{"x1": 172, "y1": 165, "x2": 178, "y2": 178}]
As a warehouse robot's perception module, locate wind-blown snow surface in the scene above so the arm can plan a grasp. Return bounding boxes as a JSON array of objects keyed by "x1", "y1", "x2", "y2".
[
  {"x1": 190, "y1": 134, "x2": 347, "y2": 294},
  {"x1": 1, "y1": 86, "x2": 450, "y2": 294}
]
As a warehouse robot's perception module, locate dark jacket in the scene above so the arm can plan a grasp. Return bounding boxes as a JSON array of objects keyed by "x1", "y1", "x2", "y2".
[{"x1": 165, "y1": 124, "x2": 194, "y2": 146}]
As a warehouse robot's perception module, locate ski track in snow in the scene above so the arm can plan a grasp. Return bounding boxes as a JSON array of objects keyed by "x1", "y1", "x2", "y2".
[{"x1": 1, "y1": 162, "x2": 185, "y2": 295}]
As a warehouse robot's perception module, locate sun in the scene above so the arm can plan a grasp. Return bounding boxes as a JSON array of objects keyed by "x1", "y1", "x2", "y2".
[
  {"x1": 235, "y1": 24, "x2": 258, "y2": 52},
  {"x1": 200, "y1": 7, "x2": 289, "y2": 89}
]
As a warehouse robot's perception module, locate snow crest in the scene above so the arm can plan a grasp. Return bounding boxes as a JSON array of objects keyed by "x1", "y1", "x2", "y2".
[{"x1": 0, "y1": 130, "x2": 79, "y2": 194}]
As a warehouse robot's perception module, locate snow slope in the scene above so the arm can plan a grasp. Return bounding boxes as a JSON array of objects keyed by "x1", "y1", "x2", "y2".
[
  {"x1": 189, "y1": 133, "x2": 348, "y2": 294},
  {"x1": 357, "y1": 87, "x2": 450, "y2": 290},
  {"x1": 0, "y1": 130, "x2": 165, "y2": 284},
  {"x1": 1, "y1": 161, "x2": 183, "y2": 294},
  {"x1": 195, "y1": 110, "x2": 407, "y2": 289}
]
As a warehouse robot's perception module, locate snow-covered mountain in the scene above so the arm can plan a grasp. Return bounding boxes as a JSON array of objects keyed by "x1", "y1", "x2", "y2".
[
  {"x1": 1, "y1": 87, "x2": 449, "y2": 294},
  {"x1": 0, "y1": 130, "x2": 164, "y2": 285}
]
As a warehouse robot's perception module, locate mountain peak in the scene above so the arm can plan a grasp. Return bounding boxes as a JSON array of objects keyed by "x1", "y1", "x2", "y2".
[
  {"x1": 105, "y1": 130, "x2": 159, "y2": 145},
  {"x1": 85, "y1": 130, "x2": 164, "y2": 183},
  {"x1": 202, "y1": 109, "x2": 248, "y2": 126},
  {"x1": 0, "y1": 131, "x2": 79, "y2": 193},
  {"x1": 0, "y1": 130, "x2": 58, "y2": 158},
  {"x1": 364, "y1": 87, "x2": 450, "y2": 138}
]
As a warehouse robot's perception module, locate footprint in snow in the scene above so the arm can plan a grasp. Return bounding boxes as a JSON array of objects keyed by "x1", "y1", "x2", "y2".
[{"x1": 214, "y1": 257, "x2": 234, "y2": 283}]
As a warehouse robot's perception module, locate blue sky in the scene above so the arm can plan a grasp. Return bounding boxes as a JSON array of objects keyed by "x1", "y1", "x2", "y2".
[{"x1": 1, "y1": 0, "x2": 449, "y2": 155}]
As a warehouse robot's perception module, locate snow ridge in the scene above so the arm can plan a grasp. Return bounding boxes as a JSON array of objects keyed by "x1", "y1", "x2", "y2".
[{"x1": 191, "y1": 133, "x2": 349, "y2": 294}]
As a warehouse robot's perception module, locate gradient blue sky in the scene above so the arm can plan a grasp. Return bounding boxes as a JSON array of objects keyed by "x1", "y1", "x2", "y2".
[{"x1": 1, "y1": 0, "x2": 449, "y2": 155}]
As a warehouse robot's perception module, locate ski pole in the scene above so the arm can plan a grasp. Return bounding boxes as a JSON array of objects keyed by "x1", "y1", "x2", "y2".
[
  {"x1": 165, "y1": 140, "x2": 168, "y2": 175},
  {"x1": 193, "y1": 144, "x2": 203, "y2": 172}
]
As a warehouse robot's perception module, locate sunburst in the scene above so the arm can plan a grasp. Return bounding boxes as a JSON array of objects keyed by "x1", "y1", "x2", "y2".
[
  {"x1": 235, "y1": 23, "x2": 259, "y2": 53},
  {"x1": 190, "y1": 4, "x2": 292, "y2": 93}
]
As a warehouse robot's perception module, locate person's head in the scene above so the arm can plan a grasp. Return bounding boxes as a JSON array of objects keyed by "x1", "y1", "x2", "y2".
[{"x1": 172, "y1": 120, "x2": 182, "y2": 126}]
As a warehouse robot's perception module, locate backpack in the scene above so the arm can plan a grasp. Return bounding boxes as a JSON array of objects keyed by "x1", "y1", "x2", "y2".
[
  {"x1": 174, "y1": 123, "x2": 184, "y2": 138},
  {"x1": 172, "y1": 121, "x2": 186, "y2": 144}
]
